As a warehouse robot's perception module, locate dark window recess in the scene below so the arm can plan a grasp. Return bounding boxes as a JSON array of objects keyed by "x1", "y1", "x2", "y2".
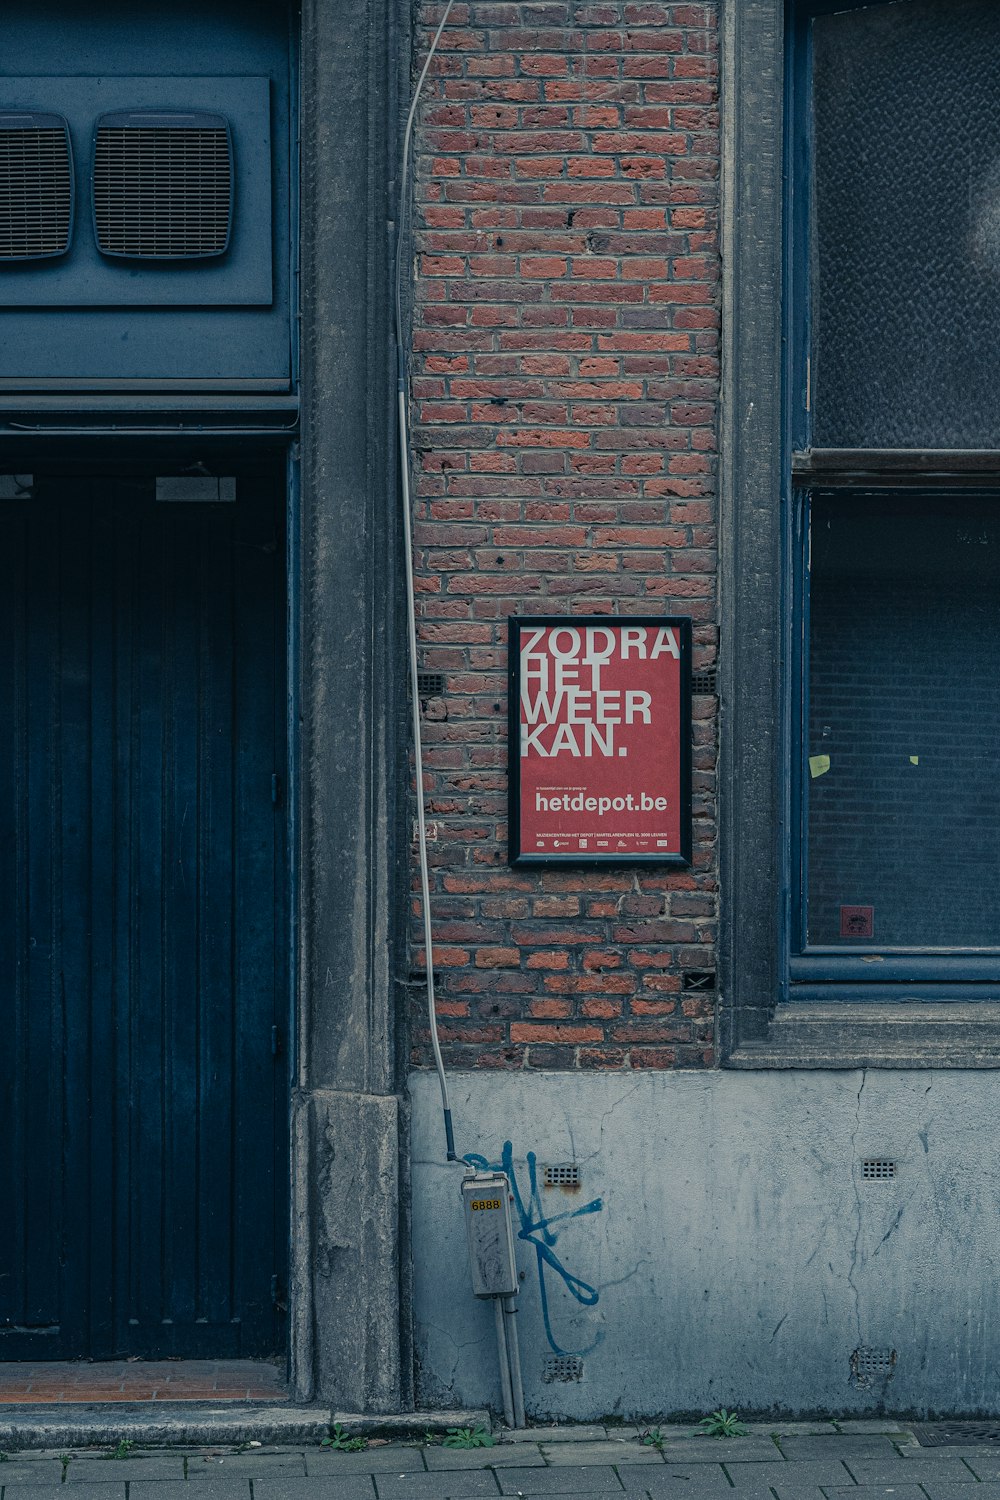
[
  {"x1": 0, "y1": 112, "x2": 72, "y2": 261},
  {"x1": 683, "y1": 969, "x2": 715, "y2": 992},
  {"x1": 806, "y1": 493, "x2": 1000, "y2": 949},
  {"x1": 417, "y1": 672, "x2": 445, "y2": 697},
  {"x1": 691, "y1": 668, "x2": 717, "y2": 695},
  {"x1": 812, "y1": 0, "x2": 1000, "y2": 447},
  {"x1": 93, "y1": 111, "x2": 233, "y2": 259}
]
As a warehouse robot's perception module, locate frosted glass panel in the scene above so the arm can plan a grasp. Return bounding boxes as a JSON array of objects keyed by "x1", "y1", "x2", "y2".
[
  {"x1": 807, "y1": 493, "x2": 1000, "y2": 947},
  {"x1": 813, "y1": 0, "x2": 1000, "y2": 448}
]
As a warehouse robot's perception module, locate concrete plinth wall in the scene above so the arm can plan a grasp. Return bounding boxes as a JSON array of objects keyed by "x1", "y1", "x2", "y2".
[{"x1": 409, "y1": 1069, "x2": 1000, "y2": 1418}]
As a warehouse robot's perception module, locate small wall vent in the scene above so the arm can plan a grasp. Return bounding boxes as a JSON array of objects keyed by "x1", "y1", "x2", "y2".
[
  {"x1": 543, "y1": 1162, "x2": 580, "y2": 1188},
  {"x1": 691, "y1": 668, "x2": 717, "y2": 695},
  {"x1": 543, "y1": 1354, "x2": 583, "y2": 1382},
  {"x1": 0, "y1": 112, "x2": 73, "y2": 261},
  {"x1": 861, "y1": 1159, "x2": 897, "y2": 1180},
  {"x1": 850, "y1": 1346, "x2": 896, "y2": 1387},
  {"x1": 417, "y1": 672, "x2": 445, "y2": 697},
  {"x1": 93, "y1": 111, "x2": 233, "y2": 260}
]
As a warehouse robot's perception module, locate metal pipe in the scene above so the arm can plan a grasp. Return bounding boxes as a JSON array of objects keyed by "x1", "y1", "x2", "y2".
[
  {"x1": 503, "y1": 1296, "x2": 526, "y2": 1428},
  {"x1": 493, "y1": 1296, "x2": 515, "y2": 1429}
]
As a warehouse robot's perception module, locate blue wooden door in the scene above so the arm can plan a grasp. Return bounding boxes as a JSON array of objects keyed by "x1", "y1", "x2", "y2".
[{"x1": 0, "y1": 471, "x2": 287, "y2": 1359}]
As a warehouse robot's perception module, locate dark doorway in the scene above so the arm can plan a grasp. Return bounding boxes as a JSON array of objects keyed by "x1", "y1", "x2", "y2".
[{"x1": 0, "y1": 468, "x2": 288, "y2": 1360}]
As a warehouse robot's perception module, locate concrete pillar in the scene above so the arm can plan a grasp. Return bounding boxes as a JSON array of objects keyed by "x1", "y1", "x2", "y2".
[{"x1": 292, "y1": 0, "x2": 411, "y2": 1410}]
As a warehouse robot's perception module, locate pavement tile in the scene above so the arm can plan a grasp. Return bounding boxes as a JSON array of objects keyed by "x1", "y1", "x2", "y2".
[
  {"x1": 845, "y1": 1463, "x2": 974, "y2": 1487},
  {"x1": 837, "y1": 1428, "x2": 917, "y2": 1440},
  {"x1": 542, "y1": 1444, "x2": 661, "y2": 1467},
  {"x1": 724, "y1": 1462, "x2": 855, "y2": 1491},
  {"x1": 898, "y1": 1451, "x2": 981, "y2": 1461},
  {"x1": 920, "y1": 1485, "x2": 1000, "y2": 1500},
  {"x1": 503, "y1": 1430, "x2": 609, "y2": 1445},
  {"x1": 254, "y1": 1479, "x2": 377, "y2": 1500},
  {"x1": 132, "y1": 1484, "x2": 248, "y2": 1500},
  {"x1": 496, "y1": 1467, "x2": 624, "y2": 1494},
  {"x1": 824, "y1": 1487, "x2": 926, "y2": 1500},
  {"x1": 736, "y1": 1490, "x2": 831, "y2": 1500},
  {"x1": 189, "y1": 1456, "x2": 307, "y2": 1479},
  {"x1": 307, "y1": 1452, "x2": 426, "y2": 1477},
  {"x1": 953, "y1": 1458, "x2": 1000, "y2": 1482},
  {"x1": 618, "y1": 1468, "x2": 731, "y2": 1496},
  {"x1": 0, "y1": 1456, "x2": 65, "y2": 1465},
  {"x1": 0, "y1": 1467, "x2": 66, "y2": 1487},
  {"x1": 749, "y1": 1427, "x2": 839, "y2": 1439},
  {"x1": 66, "y1": 1460, "x2": 186, "y2": 1482},
  {"x1": 628, "y1": 1431, "x2": 695, "y2": 1446},
  {"x1": 851, "y1": 1464, "x2": 983, "y2": 1488},
  {"x1": 376, "y1": 1472, "x2": 501, "y2": 1500},
  {"x1": 659, "y1": 1444, "x2": 781, "y2": 1465},
  {"x1": 780, "y1": 1441, "x2": 902, "y2": 1461},
  {"x1": 424, "y1": 1451, "x2": 544, "y2": 1471},
  {"x1": 1, "y1": 1489, "x2": 72, "y2": 1500}
]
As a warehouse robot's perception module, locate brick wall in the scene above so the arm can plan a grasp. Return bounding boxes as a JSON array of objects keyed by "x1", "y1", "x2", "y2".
[{"x1": 408, "y1": 0, "x2": 720, "y2": 1069}]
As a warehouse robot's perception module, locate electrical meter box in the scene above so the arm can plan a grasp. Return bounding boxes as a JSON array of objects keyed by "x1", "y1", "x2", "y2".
[{"x1": 461, "y1": 1172, "x2": 518, "y2": 1299}]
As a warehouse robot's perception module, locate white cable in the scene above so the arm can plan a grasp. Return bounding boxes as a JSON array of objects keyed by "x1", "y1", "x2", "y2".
[{"x1": 396, "y1": 0, "x2": 459, "y2": 1159}]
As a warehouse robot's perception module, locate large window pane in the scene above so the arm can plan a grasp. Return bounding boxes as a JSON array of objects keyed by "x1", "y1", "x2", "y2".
[
  {"x1": 806, "y1": 492, "x2": 1000, "y2": 947},
  {"x1": 812, "y1": 0, "x2": 1000, "y2": 448}
]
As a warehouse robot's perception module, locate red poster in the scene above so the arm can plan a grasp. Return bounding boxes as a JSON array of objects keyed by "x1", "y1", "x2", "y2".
[{"x1": 509, "y1": 616, "x2": 691, "y2": 866}]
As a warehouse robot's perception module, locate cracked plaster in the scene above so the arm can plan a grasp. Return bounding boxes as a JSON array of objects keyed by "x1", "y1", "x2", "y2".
[{"x1": 409, "y1": 1069, "x2": 1000, "y2": 1420}]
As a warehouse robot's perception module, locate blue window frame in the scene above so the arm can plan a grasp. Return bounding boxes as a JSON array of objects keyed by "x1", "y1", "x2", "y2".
[{"x1": 785, "y1": 0, "x2": 1000, "y2": 1001}]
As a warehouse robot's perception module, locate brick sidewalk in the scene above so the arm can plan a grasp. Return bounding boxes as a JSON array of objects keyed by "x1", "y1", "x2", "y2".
[{"x1": 3, "y1": 1421, "x2": 997, "y2": 1500}]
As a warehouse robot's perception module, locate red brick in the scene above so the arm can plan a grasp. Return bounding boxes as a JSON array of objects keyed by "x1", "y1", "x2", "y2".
[{"x1": 409, "y1": 0, "x2": 721, "y2": 1074}]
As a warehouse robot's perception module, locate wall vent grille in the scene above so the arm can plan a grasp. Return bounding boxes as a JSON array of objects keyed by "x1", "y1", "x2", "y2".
[
  {"x1": 417, "y1": 672, "x2": 445, "y2": 697},
  {"x1": 0, "y1": 113, "x2": 72, "y2": 261},
  {"x1": 692, "y1": 668, "x2": 717, "y2": 695},
  {"x1": 93, "y1": 112, "x2": 232, "y2": 259},
  {"x1": 543, "y1": 1162, "x2": 580, "y2": 1188},
  {"x1": 861, "y1": 1159, "x2": 896, "y2": 1179},
  {"x1": 543, "y1": 1354, "x2": 583, "y2": 1382},
  {"x1": 850, "y1": 1346, "x2": 897, "y2": 1386}
]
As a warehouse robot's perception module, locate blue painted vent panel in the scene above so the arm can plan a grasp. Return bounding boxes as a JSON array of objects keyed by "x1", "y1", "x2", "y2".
[
  {"x1": 0, "y1": 0, "x2": 291, "y2": 390},
  {"x1": 93, "y1": 111, "x2": 233, "y2": 260},
  {"x1": 0, "y1": 78, "x2": 270, "y2": 305},
  {"x1": 0, "y1": 111, "x2": 73, "y2": 261}
]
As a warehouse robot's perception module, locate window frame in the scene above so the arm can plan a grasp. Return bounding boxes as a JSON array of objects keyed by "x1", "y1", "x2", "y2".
[{"x1": 718, "y1": 0, "x2": 1000, "y2": 1062}]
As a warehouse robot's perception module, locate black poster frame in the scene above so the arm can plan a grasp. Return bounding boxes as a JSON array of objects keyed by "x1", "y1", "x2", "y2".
[{"x1": 507, "y1": 614, "x2": 693, "y2": 868}]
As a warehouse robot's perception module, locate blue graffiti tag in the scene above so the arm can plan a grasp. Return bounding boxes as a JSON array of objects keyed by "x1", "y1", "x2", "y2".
[{"x1": 464, "y1": 1141, "x2": 603, "y2": 1356}]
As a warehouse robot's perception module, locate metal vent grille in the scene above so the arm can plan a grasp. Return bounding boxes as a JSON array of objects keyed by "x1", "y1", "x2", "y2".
[
  {"x1": 0, "y1": 112, "x2": 72, "y2": 261},
  {"x1": 417, "y1": 672, "x2": 445, "y2": 697},
  {"x1": 543, "y1": 1163, "x2": 580, "y2": 1188},
  {"x1": 93, "y1": 111, "x2": 232, "y2": 259},
  {"x1": 543, "y1": 1355, "x2": 584, "y2": 1383},
  {"x1": 861, "y1": 1159, "x2": 897, "y2": 1180},
  {"x1": 850, "y1": 1346, "x2": 897, "y2": 1386},
  {"x1": 692, "y1": 668, "x2": 717, "y2": 695},
  {"x1": 913, "y1": 1422, "x2": 1000, "y2": 1447}
]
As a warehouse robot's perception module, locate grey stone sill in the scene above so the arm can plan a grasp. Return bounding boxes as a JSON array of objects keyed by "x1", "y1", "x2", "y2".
[{"x1": 727, "y1": 1002, "x2": 1000, "y2": 1069}]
